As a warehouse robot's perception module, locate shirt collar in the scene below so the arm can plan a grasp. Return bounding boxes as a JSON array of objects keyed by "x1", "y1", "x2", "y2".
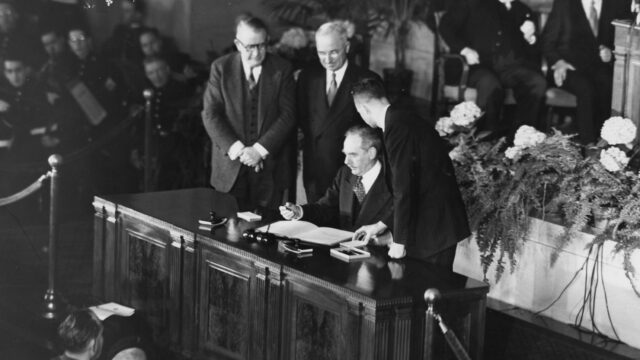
[
  {"x1": 581, "y1": 0, "x2": 602, "y2": 17},
  {"x1": 326, "y1": 60, "x2": 348, "y2": 89},
  {"x1": 381, "y1": 104, "x2": 391, "y2": 131},
  {"x1": 242, "y1": 62, "x2": 262, "y2": 82},
  {"x1": 360, "y1": 160, "x2": 381, "y2": 194}
]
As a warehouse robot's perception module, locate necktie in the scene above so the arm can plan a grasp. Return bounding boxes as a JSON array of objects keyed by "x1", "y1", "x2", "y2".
[
  {"x1": 248, "y1": 70, "x2": 257, "y2": 90},
  {"x1": 327, "y1": 72, "x2": 337, "y2": 106},
  {"x1": 588, "y1": 0, "x2": 599, "y2": 37},
  {"x1": 353, "y1": 176, "x2": 366, "y2": 203}
]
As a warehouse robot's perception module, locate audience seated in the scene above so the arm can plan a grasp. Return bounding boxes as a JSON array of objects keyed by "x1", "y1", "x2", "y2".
[
  {"x1": 67, "y1": 27, "x2": 126, "y2": 120},
  {"x1": 102, "y1": 0, "x2": 147, "y2": 64},
  {"x1": 0, "y1": 0, "x2": 43, "y2": 68},
  {"x1": 37, "y1": 26, "x2": 75, "y2": 93},
  {"x1": 439, "y1": 0, "x2": 547, "y2": 136},
  {"x1": 139, "y1": 27, "x2": 206, "y2": 90},
  {"x1": 541, "y1": 0, "x2": 632, "y2": 144},
  {"x1": 0, "y1": 51, "x2": 69, "y2": 163}
]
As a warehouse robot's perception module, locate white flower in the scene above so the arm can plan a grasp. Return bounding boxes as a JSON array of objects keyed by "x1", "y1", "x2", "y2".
[
  {"x1": 505, "y1": 146, "x2": 522, "y2": 159},
  {"x1": 279, "y1": 27, "x2": 309, "y2": 49},
  {"x1": 600, "y1": 116, "x2": 636, "y2": 145},
  {"x1": 435, "y1": 117, "x2": 455, "y2": 137},
  {"x1": 513, "y1": 125, "x2": 546, "y2": 148},
  {"x1": 449, "y1": 145, "x2": 465, "y2": 162},
  {"x1": 599, "y1": 147, "x2": 630, "y2": 172},
  {"x1": 335, "y1": 20, "x2": 356, "y2": 38},
  {"x1": 450, "y1": 101, "x2": 482, "y2": 127}
]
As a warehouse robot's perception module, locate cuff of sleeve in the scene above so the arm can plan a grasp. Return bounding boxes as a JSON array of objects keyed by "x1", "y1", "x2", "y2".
[
  {"x1": 228, "y1": 141, "x2": 245, "y2": 160},
  {"x1": 253, "y1": 143, "x2": 269, "y2": 158},
  {"x1": 292, "y1": 205, "x2": 303, "y2": 221}
]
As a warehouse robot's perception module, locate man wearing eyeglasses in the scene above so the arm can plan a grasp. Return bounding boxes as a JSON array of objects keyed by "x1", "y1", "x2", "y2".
[
  {"x1": 202, "y1": 15, "x2": 295, "y2": 211},
  {"x1": 297, "y1": 21, "x2": 381, "y2": 203}
]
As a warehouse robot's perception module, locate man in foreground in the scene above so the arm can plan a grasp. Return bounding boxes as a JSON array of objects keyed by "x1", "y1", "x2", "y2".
[{"x1": 351, "y1": 78, "x2": 470, "y2": 269}]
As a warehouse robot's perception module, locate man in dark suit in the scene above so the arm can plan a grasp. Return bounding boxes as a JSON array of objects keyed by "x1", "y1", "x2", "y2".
[
  {"x1": 297, "y1": 21, "x2": 381, "y2": 203},
  {"x1": 440, "y1": 0, "x2": 547, "y2": 134},
  {"x1": 351, "y1": 78, "x2": 470, "y2": 269},
  {"x1": 279, "y1": 126, "x2": 393, "y2": 233},
  {"x1": 202, "y1": 15, "x2": 295, "y2": 210},
  {"x1": 541, "y1": 0, "x2": 631, "y2": 144}
]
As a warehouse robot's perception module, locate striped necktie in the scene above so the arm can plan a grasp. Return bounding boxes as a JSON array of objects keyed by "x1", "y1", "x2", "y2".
[
  {"x1": 327, "y1": 72, "x2": 337, "y2": 106},
  {"x1": 353, "y1": 176, "x2": 366, "y2": 203},
  {"x1": 588, "y1": 0, "x2": 599, "y2": 37}
]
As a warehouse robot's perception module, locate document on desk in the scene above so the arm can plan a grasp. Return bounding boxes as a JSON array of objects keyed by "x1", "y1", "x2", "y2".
[
  {"x1": 257, "y1": 221, "x2": 354, "y2": 246},
  {"x1": 89, "y1": 302, "x2": 135, "y2": 320}
]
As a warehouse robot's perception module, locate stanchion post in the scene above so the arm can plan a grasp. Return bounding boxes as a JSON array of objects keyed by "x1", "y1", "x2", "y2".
[
  {"x1": 423, "y1": 288, "x2": 472, "y2": 360},
  {"x1": 143, "y1": 89, "x2": 154, "y2": 192},
  {"x1": 43, "y1": 154, "x2": 63, "y2": 319}
]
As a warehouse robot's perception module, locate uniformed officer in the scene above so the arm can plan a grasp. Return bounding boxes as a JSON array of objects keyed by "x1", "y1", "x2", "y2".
[
  {"x1": 135, "y1": 55, "x2": 191, "y2": 190},
  {"x1": 67, "y1": 26, "x2": 125, "y2": 123},
  {"x1": 0, "y1": 53, "x2": 63, "y2": 163}
]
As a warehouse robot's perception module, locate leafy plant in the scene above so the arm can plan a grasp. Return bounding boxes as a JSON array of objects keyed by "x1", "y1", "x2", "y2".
[
  {"x1": 465, "y1": 130, "x2": 582, "y2": 281},
  {"x1": 366, "y1": 0, "x2": 429, "y2": 69}
]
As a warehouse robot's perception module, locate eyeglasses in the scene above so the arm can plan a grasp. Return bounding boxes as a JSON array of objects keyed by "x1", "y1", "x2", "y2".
[
  {"x1": 235, "y1": 38, "x2": 267, "y2": 52},
  {"x1": 69, "y1": 36, "x2": 87, "y2": 43}
]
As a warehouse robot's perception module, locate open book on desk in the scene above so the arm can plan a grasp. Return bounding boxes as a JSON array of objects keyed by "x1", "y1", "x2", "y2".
[{"x1": 257, "y1": 221, "x2": 354, "y2": 246}]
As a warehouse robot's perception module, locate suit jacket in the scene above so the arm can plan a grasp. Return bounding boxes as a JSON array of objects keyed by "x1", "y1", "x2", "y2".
[
  {"x1": 541, "y1": 0, "x2": 631, "y2": 72},
  {"x1": 297, "y1": 63, "x2": 381, "y2": 197},
  {"x1": 202, "y1": 52, "x2": 296, "y2": 192},
  {"x1": 301, "y1": 165, "x2": 393, "y2": 231},
  {"x1": 384, "y1": 105, "x2": 470, "y2": 259},
  {"x1": 440, "y1": 0, "x2": 540, "y2": 70}
]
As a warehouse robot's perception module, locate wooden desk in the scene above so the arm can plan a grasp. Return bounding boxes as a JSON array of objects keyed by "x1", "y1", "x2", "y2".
[{"x1": 93, "y1": 188, "x2": 488, "y2": 360}]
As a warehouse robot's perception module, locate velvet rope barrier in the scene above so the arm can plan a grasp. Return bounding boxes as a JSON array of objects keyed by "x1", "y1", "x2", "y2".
[{"x1": 0, "y1": 172, "x2": 50, "y2": 207}]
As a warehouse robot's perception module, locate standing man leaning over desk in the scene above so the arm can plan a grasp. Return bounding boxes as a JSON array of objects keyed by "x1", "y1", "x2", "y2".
[
  {"x1": 202, "y1": 15, "x2": 295, "y2": 211},
  {"x1": 297, "y1": 21, "x2": 381, "y2": 203},
  {"x1": 351, "y1": 78, "x2": 470, "y2": 270},
  {"x1": 280, "y1": 126, "x2": 393, "y2": 237}
]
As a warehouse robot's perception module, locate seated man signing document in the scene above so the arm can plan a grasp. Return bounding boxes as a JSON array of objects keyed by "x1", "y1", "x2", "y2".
[{"x1": 280, "y1": 126, "x2": 393, "y2": 245}]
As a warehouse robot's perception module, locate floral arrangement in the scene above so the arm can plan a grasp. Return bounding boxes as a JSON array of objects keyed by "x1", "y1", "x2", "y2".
[
  {"x1": 598, "y1": 117, "x2": 637, "y2": 173},
  {"x1": 447, "y1": 112, "x2": 640, "y2": 285},
  {"x1": 505, "y1": 125, "x2": 547, "y2": 159}
]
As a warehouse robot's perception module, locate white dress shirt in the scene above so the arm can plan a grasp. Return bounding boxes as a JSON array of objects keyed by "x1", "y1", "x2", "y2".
[
  {"x1": 360, "y1": 160, "x2": 382, "y2": 194},
  {"x1": 326, "y1": 61, "x2": 348, "y2": 93},
  {"x1": 582, "y1": 0, "x2": 602, "y2": 19}
]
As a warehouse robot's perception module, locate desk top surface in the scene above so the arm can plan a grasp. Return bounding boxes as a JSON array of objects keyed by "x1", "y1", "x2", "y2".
[{"x1": 95, "y1": 188, "x2": 488, "y2": 305}]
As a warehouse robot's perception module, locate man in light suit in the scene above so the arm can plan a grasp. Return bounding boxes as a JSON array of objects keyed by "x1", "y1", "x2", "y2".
[
  {"x1": 297, "y1": 21, "x2": 381, "y2": 203},
  {"x1": 280, "y1": 126, "x2": 393, "y2": 233},
  {"x1": 541, "y1": 0, "x2": 631, "y2": 144},
  {"x1": 202, "y1": 15, "x2": 295, "y2": 210},
  {"x1": 351, "y1": 78, "x2": 470, "y2": 270}
]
